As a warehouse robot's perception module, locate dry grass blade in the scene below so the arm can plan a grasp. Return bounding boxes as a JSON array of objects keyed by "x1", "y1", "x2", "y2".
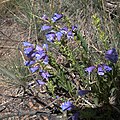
[{"x1": 0, "y1": 65, "x2": 25, "y2": 86}]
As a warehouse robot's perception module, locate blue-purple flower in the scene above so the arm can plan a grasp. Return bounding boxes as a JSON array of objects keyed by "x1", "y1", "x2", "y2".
[
  {"x1": 41, "y1": 25, "x2": 52, "y2": 31},
  {"x1": 23, "y1": 42, "x2": 33, "y2": 47},
  {"x1": 36, "y1": 45, "x2": 43, "y2": 51},
  {"x1": 36, "y1": 80, "x2": 45, "y2": 85},
  {"x1": 24, "y1": 47, "x2": 34, "y2": 55},
  {"x1": 105, "y1": 48, "x2": 118, "y2": 63},
  {"x1": 45, "y1": 32, "x2": 56, "y2": 42},
  {"x1": 35, "y1": 51, "x2": 46, "y2": 60},
  {"x1": 67, "y1": 31, "x2": 74, "y2": 39},
  {"x1": 56, "y1": 31, "x2": 63, "y2": 41},
  {"x1": 61, "y1": 101, "x2": 74, "y2": 111},
  {"x1": 85, "y1": 66, "x2": 96, "y2": 75},
  {"x1": 30, "y1": 66, "x2": 39, "y2": 73},
  {"x1": 51, "y1": 13, "x2": 63, "y2": 22},
  {"x1": 103, "y1": 64, "x2": 112, "y2": 72},
  {"x1": 43, "y1": 55, "x2": 49, "y2": 64},
  {"x1": 40, "y1": 70, "x2": 50, "y2": 80},
  {"x1": 24, "y1": 60, "x2": 35, "y2": 66},
  {"x1": 97, "y1": 64, "x2": 112, "y2": 76},
  {"x1": 78, "y1": 90, "x2": 90, "y2": 96},
  {"x1": 60, "y1": 26, "x2": 68, "y2": 34},
  {"x1": 72, "y1": 25, "x2": 77, "y2": 32},
  {"x1": 43, "y1": 44, "x2": 48, "y2": 51},
  {"x1": 85, "y1": 64, "x2": 112, "y2": 76},
  {"x1": 97, "y1": 65, "x2": 104, "y2": 76}
]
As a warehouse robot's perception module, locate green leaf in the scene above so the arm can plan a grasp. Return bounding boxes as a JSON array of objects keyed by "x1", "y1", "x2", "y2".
[{"x1": 77, "y1": 31, "x2": 88, "y2": 53}]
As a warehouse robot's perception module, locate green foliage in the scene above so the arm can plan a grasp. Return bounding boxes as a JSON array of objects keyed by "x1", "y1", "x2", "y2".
[{"x1": 92, "y1": 13, "x2": 108, "y2": 48}]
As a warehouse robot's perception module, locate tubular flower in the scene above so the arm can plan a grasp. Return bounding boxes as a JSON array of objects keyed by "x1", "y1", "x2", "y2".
[
  {"x1": 45, "y1": 32, "x2": 56, "y2": 42},
  {"x1": 97, "y1": 64, "x2": 112, "y2": 76},
  {"x1": 35, "y1": 51, "x2": 46, "y2": 60},
  {"x1": 56, "y1": 31, "x2": 63, "y2": 41},
  {"x1": 36, "y1": 80, "x2": 45, "y2": 85},
  {"x1": 35, "y1": 45, "x2": 46, "y2": 60},
  {"x1": 103, "y1": 64, "x2": 112, "y2": 72},
  {"x1": 41, "y1": 25, "x2": 51, "y2": 31},
  {"x1": 23, "y1": 41, "x2": 33, "y2": 47},
  {"x1": 85, "y1": 66, "x2": 96, "y2": 75},
  {"x1": 72, "y1": 25, "x2": 77, "y2": 32},
  {"x1": 105, "y1": 48, "x2": 118, "y2": 63},
  {"x1": 60, "y1": 26, "x2": 68, "y2": 34},
  {"x1": 51, "y1": 13, "x2": 63, "y2": 22},
  {"x1": 24, "y1": 60, "x2": 35, "y2": 66},
  {"x1": 40, "y1": 70, "x2": 50, "y2": 80},
  {"x1": 97, "y1": 65, "x2": 104, "y2": 76},
  {"x1": 36, "y1": 45, "x2": 43, "y2": 51},
  {"x1": 43, "y1": 44, "x2": 48, "y2": 51},
  {"x1": 43, "y1": 55, "x2": 49, "y2": 64},
  {"x1": 67, "y1": 30, "x2": 74, "y2": 39},
  {"x1": 30, "y1": 66, "x2": 39, "y2": 73},
  {"x1": 24, "y1": 47, "x2": 34, "y2": 55},
  {"x1": 61, "y1": 101, "x2": 74, "y2": 111},
  {"x1": 78, "y1": 90, "x2": 90, "y2": 96}
]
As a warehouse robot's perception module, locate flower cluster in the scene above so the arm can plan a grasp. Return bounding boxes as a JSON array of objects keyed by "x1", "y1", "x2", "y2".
[
  {"x1": 21, "y1": 11, "x2": 119, "y2": 120},
  {"x1": 85, "y1": 64, "x2": 112, "y2": 76},
  {"x1": 23, "y1": 41, "x2": 50, "y2": 84},
  {"x1": 41, "y1": 13, "x2": 77, "y2": 42},
  {"x1": 85, "y1": 48, "x2": 118, "y2": 75}
]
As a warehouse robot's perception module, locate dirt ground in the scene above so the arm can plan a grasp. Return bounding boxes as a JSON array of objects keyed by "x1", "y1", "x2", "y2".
[{"x1": 0, "y1": 10, "x2": 52, "y2": 119}]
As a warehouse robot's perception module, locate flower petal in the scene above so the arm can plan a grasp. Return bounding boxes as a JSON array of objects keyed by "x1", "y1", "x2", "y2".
[
  {"x1": 41, "y1": 25, "x2": 51, "y2": 31},
  {"x1": 43, "y1": 55, "x2": 49, "y2": 64},
  {"x1": 40, "y1": 70, "x2": 50, "y2": 80},
  {"x1": 105, "y1": 48, "x2": 118, "y2": 63},
  {"x1": 23, "y1": 42, "x2": 33, "y2": 47},
  {"x1": 61, "y1": 101, "x2": 74, "y2": 111},
  {"x1": 51, "y1": 13, "x2": 63, "y2": 22},
  {"x1": 60, "y1": 26, "x2": 68, "y2": 34},
  {"x1": 67, "y1": 31, "x2": 74, "y2": 39},
  {"x1": 24, "y1": 60, "x2": 35, "y2": 66},
  {"x1": 56, "y1": 31, "x2": 63, "y2": 41},
  {"x1": 30, "y1": 66, "x2": 39, "y2": 73},
  {"x1": 85, "y1": 66, "x2": 96, "y2": 74},
  {"x1": 103, "y1": 65, "x2": 112, "y2": 72},
  {"x1": 36, "y1": 80, "x2": 45, "y2": 85},
  {"x1": 97, "y1": 65, "x2": 104, "y2": 75},
  {"x1": 45, "y1": 32, "x2": 56, "y2": 42},
  {"x1": 43, "y1": 44, "x2": 48, "y2": 51},
  {"x1": 24, "y1": 47, "x2": 33, "y2": 55},
  {"x1": 72, "y1": 25, "x2": 77, "y2": 32},
  {"x1": 78, "y1": 90, "x2": 90, "y2": 96}
]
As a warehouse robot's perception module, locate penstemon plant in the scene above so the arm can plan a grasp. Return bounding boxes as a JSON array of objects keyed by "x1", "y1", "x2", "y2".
[{"x1": 21, "y1": 13, "x2": 119, "y2": 119}]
